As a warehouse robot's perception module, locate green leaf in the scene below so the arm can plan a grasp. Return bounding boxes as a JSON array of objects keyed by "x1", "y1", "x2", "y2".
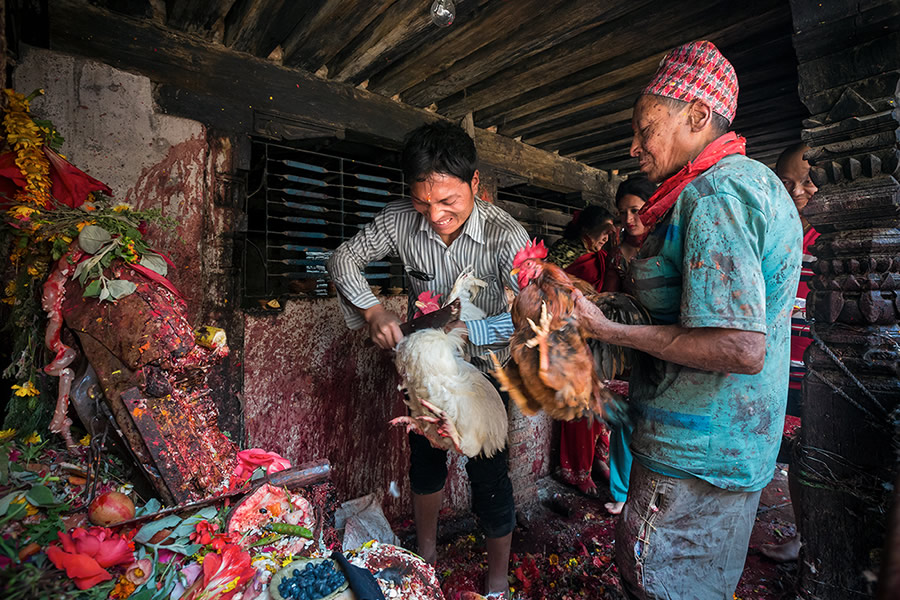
[
  {"x1": 136, "y1": 498, "x2": 162, "y2": 517},
  {"x1": 78, "y1": 225, "x2": 112, "y2": 254},
  {"x1": 0, "y1": 450, "x2": 7, "y2": 486},
  {"x1": 7, "y1": 500, "x2": 27, "y2": 521},
  {"x1": 145, "y1": 540, "x2": 201, "y2": 556},
  {"x1": 83, "y1": 279, "x2": 102, "y2": 298},
  {"x1": 99, "y1": 286, "x2": 110, "y2": 302},
  {"x1": 73, "y1": 259, "x2": 88, "y2": 282},
  {"x1": 171, "y1": 507, "x2": 218, "y2": 538},
  {"x1": 135, "y1": 514, "x2": 184, "y2": 544},
  {"x1": 139, "y1": 253, "x2": 168, "y2": 277},
  {"x1": 107, "y1": 279, "x2": 137, "y2": 299},
  {"x1": 130, "y1": 586, "x2": 156, "y2": 600},
  {"x1": 0, "y1": 492, "x2": 17, "y2": 517},
  {"x1": 25, "y1": 484, "x2": 57, "y2": 507}
]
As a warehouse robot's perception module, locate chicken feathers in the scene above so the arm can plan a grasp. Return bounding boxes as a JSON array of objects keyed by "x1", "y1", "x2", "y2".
[
  {"x1": 391, "y1": 272, "x2": 508, "y2": 458},
  {"x1": 492, "y1": 239, "x2": 650, "y2": 423}
]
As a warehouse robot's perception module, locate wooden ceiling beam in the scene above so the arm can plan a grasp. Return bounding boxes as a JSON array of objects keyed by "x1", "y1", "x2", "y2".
[
  {"x1": 497, "y1": 30, "x2": 794, "y2": 138},
  {"x1": 437, "y1": 0, "x2": 785, "y2": 120},
  {"x1": 327, "y1": 0, "x2": 490, "y2": 85},
  {"x1": 572, "y1": 142, "x2": 636, "y2": 165},
  {"x1": 165, "y1": 0, "x2": 238, "y2": 39},
  {"x1": 591, "y1": 156, "x2": 640, "y2": 172},
  {"x1": 50, "y1": 0, "x2": 612, "y2": 197},
  {"x1": 500, "y1": 93, "x2": 639, "y2": 141},
  {"x1": 365, "y1": 0, "x2": 565, "y2": 99},
  {"x1": 546, "y1": 122, "x2": 634, "y2": 156},
  {"x1": 396, "y1": 0, "x2": 652, "y2": 106},
  {"x1": 522, "y1": 108, "x2": 633, "y2": 146},
  {"x1": 279, "y1": 0, "x2": 390, "y2": 73},
  {"x1": 223, "y1": 0, "x2": 324, "y2": 58},
  {"x1": 472, "y1": 6, "x2": 788, "y2": 132}
]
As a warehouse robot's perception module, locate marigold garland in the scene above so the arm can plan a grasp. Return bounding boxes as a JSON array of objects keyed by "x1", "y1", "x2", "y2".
[{"x1": 2, "y1": 89, "x2": 51, "y2": 208}]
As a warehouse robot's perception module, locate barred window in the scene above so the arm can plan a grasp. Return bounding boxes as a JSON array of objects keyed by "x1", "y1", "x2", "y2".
[{"x1": 239, "y1": 139, "x2": 407, "y2": 304}]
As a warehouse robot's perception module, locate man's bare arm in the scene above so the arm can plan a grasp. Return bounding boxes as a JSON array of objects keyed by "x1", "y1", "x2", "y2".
[{"x1": 574, "y1": 291, "x2": 765, "y2": 374}]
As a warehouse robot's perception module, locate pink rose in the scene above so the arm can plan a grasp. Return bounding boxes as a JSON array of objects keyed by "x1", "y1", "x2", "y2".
[{"x1": 231, "y1": 448, "x2": 291, "y2": 488}]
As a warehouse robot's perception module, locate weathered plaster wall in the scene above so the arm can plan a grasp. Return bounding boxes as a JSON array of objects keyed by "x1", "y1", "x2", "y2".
[
  {"x1": 14, "y1": 45, "x2": 554, "y2": 522},
  {"x1": 13, "y1": 46, "x2": 242, "y2": 437},
  {"x1": 13, "y1": 46, "x2": 218, "y2": 323}
]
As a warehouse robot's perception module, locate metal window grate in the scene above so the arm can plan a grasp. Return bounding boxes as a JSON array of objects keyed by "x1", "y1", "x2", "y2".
[{"x1": 240, "y1": 140, "x2": 408, "y2": 302}]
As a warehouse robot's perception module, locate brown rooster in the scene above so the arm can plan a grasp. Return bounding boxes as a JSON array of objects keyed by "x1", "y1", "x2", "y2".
[{"x1": 491, "y1": 239, "x2": 649, "y2": 422}]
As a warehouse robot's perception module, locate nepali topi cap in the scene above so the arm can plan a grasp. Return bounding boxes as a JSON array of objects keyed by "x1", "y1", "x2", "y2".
[{"x1": 642, "y1": 40, "x2": 739, "y2": 124}]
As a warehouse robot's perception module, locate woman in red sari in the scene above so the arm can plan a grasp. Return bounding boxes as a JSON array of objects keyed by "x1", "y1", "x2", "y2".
[{"x1": 546, "y1": 206, "x2": 617, "y2": 495}]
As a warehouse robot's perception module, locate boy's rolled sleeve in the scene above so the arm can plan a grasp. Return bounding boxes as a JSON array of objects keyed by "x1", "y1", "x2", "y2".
[
  {"x1": 464, "y1": 312, "x2": 515, "y2": 346},
  {"x1": 326, "y1": 209, "x2": 398, "y2": 330}
]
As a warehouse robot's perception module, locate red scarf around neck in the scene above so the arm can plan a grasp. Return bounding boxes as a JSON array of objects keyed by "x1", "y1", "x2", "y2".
[{"x1": 634, "y1": 132, "x2": 746, "y2": 243}]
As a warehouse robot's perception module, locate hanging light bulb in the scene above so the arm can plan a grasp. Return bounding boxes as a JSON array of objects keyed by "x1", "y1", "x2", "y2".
[{"x1": 431, "y1": 0, "x2": 455, "y2": 27}]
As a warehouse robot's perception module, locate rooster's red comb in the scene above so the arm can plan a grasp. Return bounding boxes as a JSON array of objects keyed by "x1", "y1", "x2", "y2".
[
  {"x1": 416, "y1": 290, "x2": 442, "y2": 304},
  {"x1": 513, "y1": 238, "x2": 548, "y2": 267}
]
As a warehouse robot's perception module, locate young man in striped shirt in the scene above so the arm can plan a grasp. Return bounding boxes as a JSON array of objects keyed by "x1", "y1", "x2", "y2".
[{"x1": 327, "y1": 121, "x2": 529, "y2": 598}]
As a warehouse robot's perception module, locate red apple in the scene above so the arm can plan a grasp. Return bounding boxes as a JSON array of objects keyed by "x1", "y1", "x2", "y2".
[{"x1": 88, "y1": 491, "x2": 135, "y2": 526}]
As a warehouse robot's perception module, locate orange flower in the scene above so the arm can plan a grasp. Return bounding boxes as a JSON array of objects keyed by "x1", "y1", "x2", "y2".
[{"x1": 111, "y1": 575, "x2": 136, "y2": 599}]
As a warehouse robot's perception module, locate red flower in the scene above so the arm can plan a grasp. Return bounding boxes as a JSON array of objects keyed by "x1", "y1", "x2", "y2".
[
  {"x1": 190, "y1": 520, "x2": 219, "y2": 546},
  {"x1": 42, "y1": 147, "x2": 112, "y2": 208},
  {"x1": 231, "y1": 449, "x2": 291, "y2": 488},
  {"x1": 209, "y1": 532, "x2": 239, "y2": 553},
  {"x1": 46, "y1": 527, "x2": 134, "y2": 590},
  {"x1": 184, "y1": 544, "x2": 256, "y2": 600}
]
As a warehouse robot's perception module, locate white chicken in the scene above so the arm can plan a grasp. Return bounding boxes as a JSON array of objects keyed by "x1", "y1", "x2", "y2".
[
  {"x1": 390, "y1": 270, "x2": 508, "y2": 458},
  {"x1": 444, "y1": 265, "x2": 487, "y2": 320}
]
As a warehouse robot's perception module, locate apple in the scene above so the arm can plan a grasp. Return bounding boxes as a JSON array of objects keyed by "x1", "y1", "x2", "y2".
[{"x1": 88, "y1": 491, "x2": 135, "y2": 526}]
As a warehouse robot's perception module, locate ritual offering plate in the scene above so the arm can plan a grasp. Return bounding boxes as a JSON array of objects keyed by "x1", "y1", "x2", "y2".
[
  {"x1": 226, "y1": 483, "x2": 316, "y2": 554},
  {"x1": 348, "y1": 542, "x2": 444, "y2": 600},
  {"x1": 270, "y1": 557, "x2": 352, "y2": 600}
]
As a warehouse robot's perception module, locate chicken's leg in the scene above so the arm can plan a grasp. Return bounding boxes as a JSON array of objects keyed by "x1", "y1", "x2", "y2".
[
  {"x1": 416, "y1": 398, "x2": 463, "y2": 454},
  {"x1": 525, "y1": 302, "x2": 553, "y2": 375},
  {"x1": 490, "y1": 352, "x2": 540, "y2": 415}
]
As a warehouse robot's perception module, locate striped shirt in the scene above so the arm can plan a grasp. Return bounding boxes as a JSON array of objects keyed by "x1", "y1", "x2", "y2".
[{"x1": 327, "y1": 197, "x2": 530, "y2": 371}]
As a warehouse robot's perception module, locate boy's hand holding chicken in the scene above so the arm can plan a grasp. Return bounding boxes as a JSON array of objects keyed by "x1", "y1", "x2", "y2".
[{"x1": 362, "y1": 303, "x2": 404, "y2": 349}]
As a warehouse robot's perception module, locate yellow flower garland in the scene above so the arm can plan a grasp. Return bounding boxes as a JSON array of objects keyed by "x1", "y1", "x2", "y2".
[{"x1": 2, "y1": 89, "x2": 51, "y2": 208}]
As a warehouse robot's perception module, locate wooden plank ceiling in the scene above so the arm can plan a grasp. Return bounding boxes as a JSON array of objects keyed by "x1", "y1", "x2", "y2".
[{"x1": 97, "y1": 0, "x2": 805, "y2": 174}]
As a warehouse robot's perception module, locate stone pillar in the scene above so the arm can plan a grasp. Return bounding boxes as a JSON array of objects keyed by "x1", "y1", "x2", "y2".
[{"x1": 789, "y1": 2, "x2": 900, "y2": 597}]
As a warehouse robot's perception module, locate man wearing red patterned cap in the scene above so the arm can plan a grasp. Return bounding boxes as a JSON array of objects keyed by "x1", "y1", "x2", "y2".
[{"x1": 574, "y1": 41, "x2": 802, "y2": 598}]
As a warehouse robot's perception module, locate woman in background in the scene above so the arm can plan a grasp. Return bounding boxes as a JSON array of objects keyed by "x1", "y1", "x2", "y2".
[
  {"x1": 604, "y1": 176, "x2": 657, "y2": 292},
  {"x1": 601, "y1": 175, "x2": 656, "y2": 513}
]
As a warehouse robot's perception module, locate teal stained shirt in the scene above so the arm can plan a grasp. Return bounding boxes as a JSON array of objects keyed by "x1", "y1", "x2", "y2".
[{"x1": 625, "y1": 154, "x2": 802, "y2": 492}]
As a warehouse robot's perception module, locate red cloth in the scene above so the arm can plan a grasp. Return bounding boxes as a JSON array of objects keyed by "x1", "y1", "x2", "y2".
[
  {"x1": 637, "y1": 132, "x2": 747, "y2": 237},
  {"x1": 0, "y1": 148, "x2": 112, "y2": 208},
  {"x1": 789, "y1": 227, "x2": 819, "y2": 390},
  {"x1": 564, "y1": 249, "x2": 607, "y2": 292},
  {"x1": 559, "y1": 418, "x2": 608, "y2": 492},
  {"x1": 559, "y1": 250, "x2": 611, "y2": 490},
  {"x1": 643, "y1": 40, "x2": 739, "y2": 124}
]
